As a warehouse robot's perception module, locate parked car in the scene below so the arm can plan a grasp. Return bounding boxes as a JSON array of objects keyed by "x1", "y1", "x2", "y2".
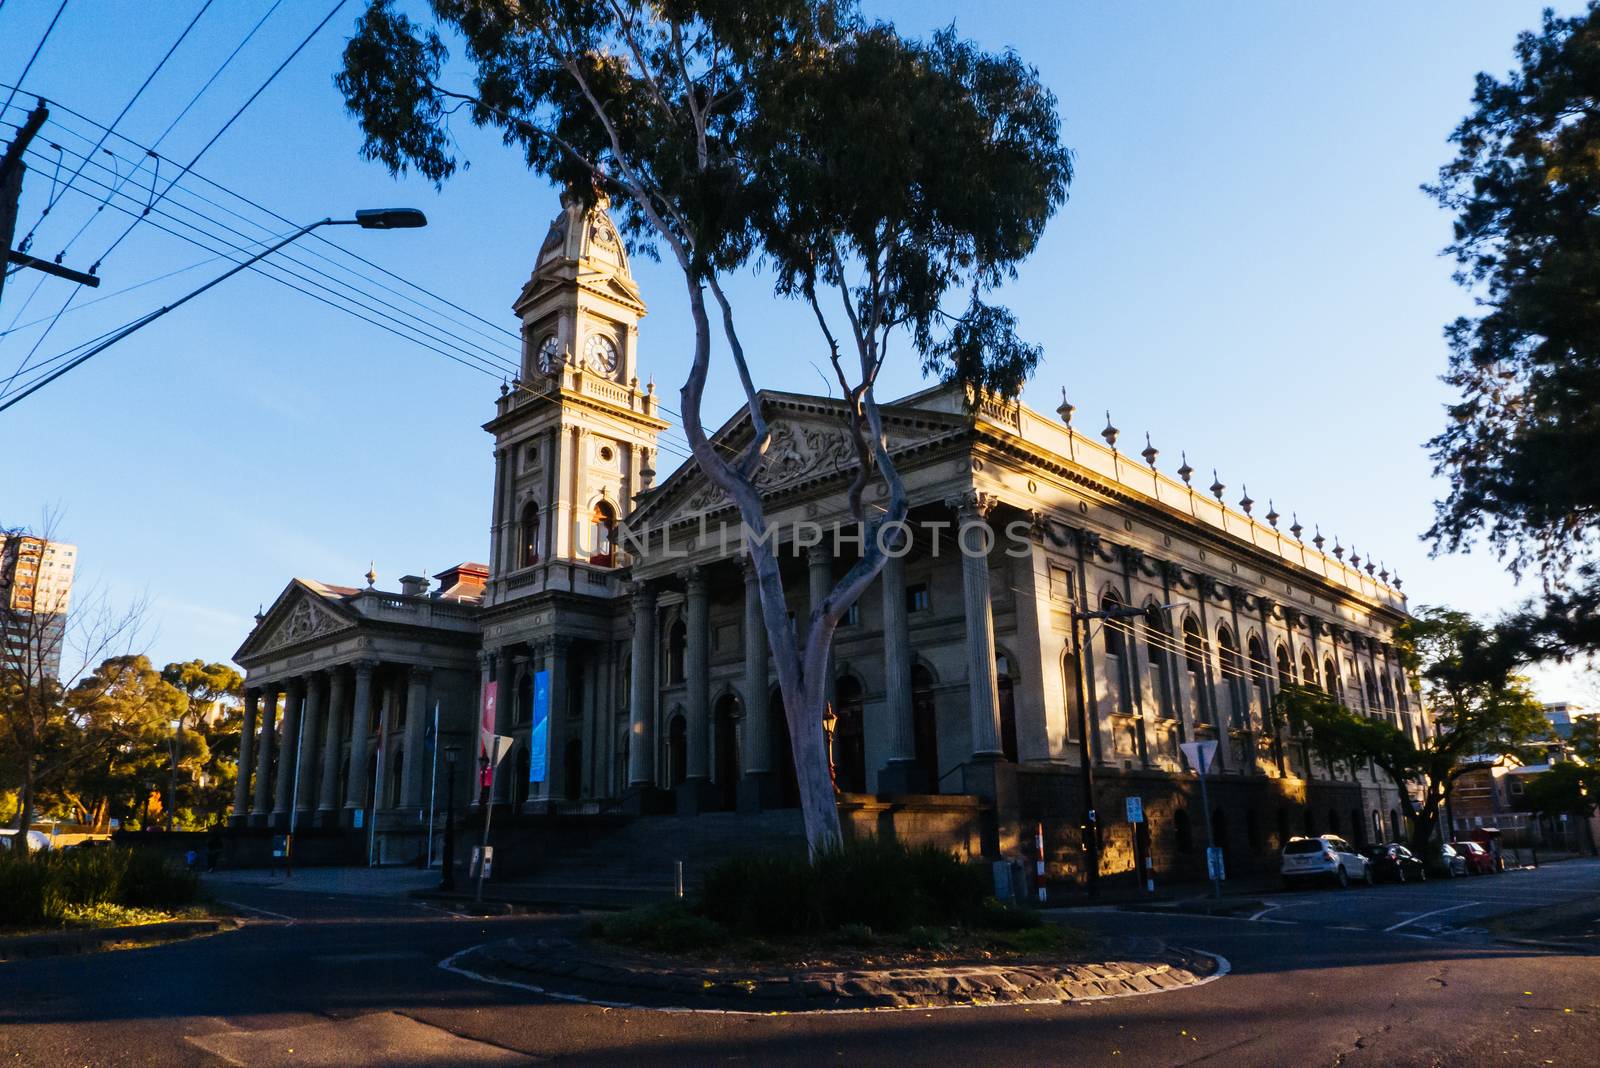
[
  {"x1": 1449, "y1": 840, "x2": 1497, "y2": 875},
  {"x1": 1366, "y1": 842, "x2": 1428, "y2": 883},
  {"x1": 1281, "y1": 835, "x2": 1373, "y2": 889},
  {"x1": 0, "y1": 829, "x2": 54, "y2": 853},
  {"x1": 1439, "y1": 843, "x2": 1468, "y2": 878}
]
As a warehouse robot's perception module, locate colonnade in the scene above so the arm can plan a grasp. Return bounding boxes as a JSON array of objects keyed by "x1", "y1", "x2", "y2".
[{"x1": 230, "y1": 660, "x2": 436, "y2": 829}]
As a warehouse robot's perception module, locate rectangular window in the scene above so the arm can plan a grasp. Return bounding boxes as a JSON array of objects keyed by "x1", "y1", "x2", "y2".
[
  {"x1": 906, "y1": 583, "x2": 930, "y2": 613},
  {"x1": 843, "y1": 603, "x2": 860, "y2": 627},
  {"x1": 1049, "y1": 564, "x2": 1074, "y2": 603}
]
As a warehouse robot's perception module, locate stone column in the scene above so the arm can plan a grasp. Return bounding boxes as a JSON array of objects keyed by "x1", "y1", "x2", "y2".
[
  {"x1": 250, "y1": 686, "x2": 278, "y2": 826},
  {"x1": 807, "y1": 545, "x2": 833, "y2": 685},
  {"x1": 684, "y1": 567, "x2": 711, "y2": 785},
  {"x1": 580, "y1": 656, "x2": 599, "y2": 799},
  {"x1": 542, "y1": 637, "x2": 572, "y2": 805},
  {"x1": 270, "y1": 679, "x2": 305, "y2": 828},
  {"x1": 343, "y1": 660, "x2": 376, "y2": 822},
  {"x1": 738, "y1": 557, "x2": 773, "y2": 810},
  {"x1": 231, "y1": 688, "x2": 258, "y2": 827},
  {"x1": 877, "y1": 546, "x2": 925, "y2": 793},
  {"x1": 492, "y1": 648, "x2": 514, "y2": 804},
  {"x1": 400, "y1": 666, "x2": 432, "y2": 811},
  {"x1": 954, "y1": 494, "x2": 1003, "y2": 759},
  {"x1": 317, "y1": 668, "x2": 348, "y2": 825},
  {"x1": 627, "y1": 583, "x2": 658, "y2": 794},
  {"x1": 295, "y1": 673, "x2": 327, "y2": 820}
]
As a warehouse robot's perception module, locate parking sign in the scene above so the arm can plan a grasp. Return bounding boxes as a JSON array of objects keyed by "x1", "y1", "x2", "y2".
[{"x1": 1125, "y1": 796, "x2": 1144, "y2": 824}]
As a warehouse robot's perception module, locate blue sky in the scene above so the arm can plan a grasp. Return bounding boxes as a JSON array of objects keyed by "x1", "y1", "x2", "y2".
[{"x1": 0, "y1": 2, "x2": 1586, "y2": 700}]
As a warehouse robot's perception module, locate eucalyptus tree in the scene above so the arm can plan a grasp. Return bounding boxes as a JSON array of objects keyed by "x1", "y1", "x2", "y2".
[{"x1": 336, "y1": 0, "x2": 1070, "y2": 852}]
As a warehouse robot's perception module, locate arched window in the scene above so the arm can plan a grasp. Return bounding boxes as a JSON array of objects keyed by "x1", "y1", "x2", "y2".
[
  {"x1": 1174, "y1": 808, "x2": 1193, "y2": 853},
  {"x1": 389, "y1": 748, "x2": 404, "y2": 809},
  {"x1": 1145, "y1": 605, "x2": 1174, "y2": 719},
  {"x1": 1247, "y1": 635, "x2": 1270, "y2": 724},
  {"x1": 1099, "y1": 595, "x2": 1129, "y2": 716},
  {"x1": 1301, "y1": 650, "x2": 1317, "y2": 690},
  {"x1": 519, "y1": 501, "x2": 540, "y2": 567},
  {"x1": 1350, "y1": 808, "x2": 1365, "y2": 846},
  {"x1": 1322, "y1": 657, "x2": 1339, "y2": 696},
  {"x1": 1364, "y1": 668, "x2": 1380, "y2": 711},
  {"x1": 1217, "y1": 626, "x2": 1245, "y2": 727},
  {"x1": 833, "y1": 676, "x2": 867, "y2": 792},
  {"x1": 1380, "y1": 672, "x2": 1395, "y2": 712},
  {"x1": 589, "y1": 500, "x2": 618, "y2": 567},
  {"x1": 667, "y1": 713, "x2": 688, "y2": 788},
  {"x1": 665, "y1": 619, "x2": 687, "y2": 685},
  {"x1": 1101, "y1": 593, "x2": 1127, "y2": 658},
  {"x1": 996, "y1": 652, "x2": 1019, "y2": 762},
  {"x1": 1183, "y1": 617, "x2": 1211, "y2": 726},
  {"x1": 1276, "y1": 643, "x2": 1293, "y2": 686}
]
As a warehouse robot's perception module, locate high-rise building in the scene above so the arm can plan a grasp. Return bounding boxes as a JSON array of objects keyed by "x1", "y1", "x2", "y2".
[{"x1": 0, "y1": 533, "x2": 77, "y2": 682}]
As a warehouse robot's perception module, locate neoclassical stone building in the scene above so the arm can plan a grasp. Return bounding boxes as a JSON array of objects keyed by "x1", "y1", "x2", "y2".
[{"x1": 231, "y1": 194, "x2": 1422, "y2": 882}]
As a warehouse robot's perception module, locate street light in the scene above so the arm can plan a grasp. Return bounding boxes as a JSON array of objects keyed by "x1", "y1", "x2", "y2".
[
  {"x1": 442, "y1": 745, "x2": 460, "y2": 892},
  {"x1": 1067, "y1": 601, "x2": 1159, "y2": 898},
  {"x1": 0, "y1": 208, "x2": 428, "y2": 415}
]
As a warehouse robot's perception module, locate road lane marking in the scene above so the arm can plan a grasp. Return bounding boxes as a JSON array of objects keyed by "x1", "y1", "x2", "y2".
[
  {"x1": 1384, "y1": 902, "x2": 1478, "y2": 933},
  {"x1": 216, "y1": 900, "x2": 296, "y2": 924}
]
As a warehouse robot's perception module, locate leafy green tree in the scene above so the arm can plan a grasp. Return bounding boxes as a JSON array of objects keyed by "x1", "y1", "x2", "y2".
[
  {"x1": 1425, "y1": 5, "x2": 1600, "y2": 658},
  {"x1": 335, "y1": 1, "x2": 1070, "y2": 853},
  {"x1": 1571, "y1": 713, "x2": 1600, "y2": 763},
  {"x1": 1276, "y1": 608, "x2": 1549, "y2": 854},
  {"x1": 161, "y1": 660, "x2": 243, "y2": 824},
  {"x1": 54, "y1": 657, "x2": 188, "y2": 830},
  {"x1": 1521, "y1": 761, "x2": 1600, "y2": 855}
]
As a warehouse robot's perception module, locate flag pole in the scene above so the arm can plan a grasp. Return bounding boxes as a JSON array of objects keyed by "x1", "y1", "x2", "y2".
[
  {"x1": 368, "y1": 731, "x2": 384, "y2": 867},
  {"x1": 426, "y1": 701, "x2": 440, "y2": 868}
]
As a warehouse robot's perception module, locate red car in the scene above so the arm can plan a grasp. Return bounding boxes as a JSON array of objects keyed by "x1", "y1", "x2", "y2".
[{"x1": 1449, "y1": 840, "x2": 1496, "y2": 875}]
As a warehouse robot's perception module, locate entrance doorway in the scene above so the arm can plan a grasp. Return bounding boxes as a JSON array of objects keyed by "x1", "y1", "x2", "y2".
[
  {"x1": 833, "y1": 676, "x2": 866, "y2": 793},
  {"x1": 714, "y1": 694, "x2": 741, "y2": 810},
  {"x1": 911, "y1": 665, "x2": 939, "y2": 792}
]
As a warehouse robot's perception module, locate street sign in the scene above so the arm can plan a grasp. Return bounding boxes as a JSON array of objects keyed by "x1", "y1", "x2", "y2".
[
  {"x1": 271, "y1": 835, "x2": 288, "y2": 859},
  {"x1": 1125, "y1": 796, "x2": 1144, "y2": 824},
  {"x1": 471, "y1": 845, "x2": 494, "y2": 880},
  {"x1": 1206, "y1": 846, "x2": 1226, "y2": 881},
  {"x1": 352, "y1": 809, "x2": 363, "y2": 829},
  {"x1": 1179, "y1": 739, "x2": 1218, "y2": 775}
]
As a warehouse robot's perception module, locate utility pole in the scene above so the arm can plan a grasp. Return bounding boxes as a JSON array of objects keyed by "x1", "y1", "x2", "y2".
[{"x1": 0, "y1": 101, "x2": 99, "y2": 309}]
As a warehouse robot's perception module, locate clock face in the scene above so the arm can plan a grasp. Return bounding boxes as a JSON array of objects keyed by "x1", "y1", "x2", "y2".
[
  {"x1": 537, "y1": 334, "x2": 562, "y2": 374},
  {"x1": 584, "y1": 333, "x2": 619, "y2": 375}
]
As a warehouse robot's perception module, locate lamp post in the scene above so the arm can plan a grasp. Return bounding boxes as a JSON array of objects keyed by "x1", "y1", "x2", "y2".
[
  {"x1": 1068, "y1": 601, "x2": 1163, "y2": 898},
  {"x1": 0, "y1": 208, "x2": 428, "y2": 415},
  {"x1": 442, "y1": 745, "x2": 460, "y2": 892},
  {"x1": 165, "y1": 719, "x2": 180, "y2": 833}
]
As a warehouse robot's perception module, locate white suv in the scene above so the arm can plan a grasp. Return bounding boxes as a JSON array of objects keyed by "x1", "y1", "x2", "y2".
[{"x1": 1281, "y1": 835, "x2": 1372, "y2": 889}]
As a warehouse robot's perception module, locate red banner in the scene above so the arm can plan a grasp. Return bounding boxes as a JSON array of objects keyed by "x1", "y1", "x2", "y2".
[{"x1": 479, "y1": 680, "x2": 498, "y2": 787}]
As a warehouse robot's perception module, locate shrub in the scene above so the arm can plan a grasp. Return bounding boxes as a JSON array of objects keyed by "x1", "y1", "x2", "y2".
[
  {"x1": 976, "y1": 896, "x2": 1043, "y2": 931},
  {"x1": 54, "y1": 847, "x2": 131, "y2": 908},
  {"x1": 118, "y1": 850, "x2": 199, "y2": 909},
  {"x1": 700, "y1": 849, "x2": 821, "y2": 938},
  {"x1": 592, "y1": 902, "x2": 728, "y2": 954},
  {"x1": 0, "y1": 853, "x2": 65, "y2": 927},
  {"x1": 702, "y1": 837, "x2": 987, "y2": 936}
]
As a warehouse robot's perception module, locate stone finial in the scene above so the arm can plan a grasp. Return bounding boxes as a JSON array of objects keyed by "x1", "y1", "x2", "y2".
[
  {"x1": 254, "y1": 604, "x2": 265, "y2": 624},
  {"x1": 499, "y1": 379, "x2": 509, "y2": 397},
  {"x1": 1209, "y1": 470, "x2": 1225, "y2": 501},
  {"x1": 1056, "y1": 387, "x2": 1075, "y2": 427},
  {"x1": 1177, "y1": 452, "x2": 1193, "y2": 486},
  {"x1": 1332, "y1": 540, "x2": 1344, "y2": 561},
  {"x1": 1141, "y1": 432, "x2": 1158, "y2": 468},
  {"x1": 1313, "y1": 526, "x2": 1325, "y2": 551},
  {"x1": 1366, "y1": 560, "x2": 1377, "y2": 576},
  {"x1": 639, "y1": 448, "x2": 656, "y2": 490},
  {"x1": 1350, "y1": 547, "x2": 1361, "y2": 569},
  {"x1": 1266, "y1": 500, "x2": 1280, "y2": 528},
  {"x1": 1101, "y1": 411, "x2": 1118, "y2": 449},
  {"x1": 1379, "y1": 562, "x2": 1390, "y2": 583},
  {"x1": 1393, "y1": 572, "x2": 1403, "y2": 590},
  {"x1": 365, "y1": 562, "x2": 377, "y2": 588},
  {"x1": 1290, "y1": 514, "x2": 1303, "y2": 540},
  {"x1": 1239, "y1": 485, "x2": 1254, "y2": 515}
]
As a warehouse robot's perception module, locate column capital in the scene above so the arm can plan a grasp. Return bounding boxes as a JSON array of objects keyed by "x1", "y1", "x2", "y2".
[
  {"x1": 409, "y1": 663, "x2": 435, "y2": 683},
  {"x1": 947, "y1": 490, "x2": 999, "y2": 520},
  {"x1": 352, "y1": 658, "x2": 378, "y2": 679},
  {"x1": 544, "y1": 635, "x2": 574, "y2": 655},
  {"x1": 802, "y1": 544, "x2": 832, "y2": 569},
  {"x1": 685, "y1": 565, "x2": 709, "y2": 595},
  {"x1": 631, "y1": 579, "x2": 656, "y2": 609}
]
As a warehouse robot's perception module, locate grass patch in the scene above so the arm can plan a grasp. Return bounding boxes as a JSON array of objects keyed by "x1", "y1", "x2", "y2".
[{"x1": 587, "y1": 901, "x2": 728, "y2": 954}]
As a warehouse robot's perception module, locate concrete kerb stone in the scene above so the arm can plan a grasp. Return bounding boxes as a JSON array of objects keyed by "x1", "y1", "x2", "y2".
[{"x1": 443, "y1": 935, "x2": 1223, "y2": 1014}]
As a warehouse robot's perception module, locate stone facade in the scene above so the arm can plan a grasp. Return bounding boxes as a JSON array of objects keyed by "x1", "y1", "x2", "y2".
[{"x1": 231, "y1": 195, "x2": 1423, "y2": 884}]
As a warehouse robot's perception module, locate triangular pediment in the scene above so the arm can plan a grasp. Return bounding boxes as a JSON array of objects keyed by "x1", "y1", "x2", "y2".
[
  {"x1": 632, "y1": 391, "x2": 967, "y2": 529},
  {"x1": 234, "y1": 580, "x2": 359, "y2": 662}
]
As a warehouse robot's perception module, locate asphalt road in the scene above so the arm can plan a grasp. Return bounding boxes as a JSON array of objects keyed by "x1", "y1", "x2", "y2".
[{"x1": 0, "y1": 861, "x2": 1596, "y2": 1067}]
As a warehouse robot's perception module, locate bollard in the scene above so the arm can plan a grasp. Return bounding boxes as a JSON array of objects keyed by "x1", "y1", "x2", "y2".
[
  {"x1": 674, "y1": 859, "x2": 684, "y2": 899},
  {"x1": 1034, "y1": 822, "x2": 1048, "y2": 902}
]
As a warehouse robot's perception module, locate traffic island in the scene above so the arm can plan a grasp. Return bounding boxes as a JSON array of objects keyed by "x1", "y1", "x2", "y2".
[
  {"x1": 0, "y1": 916, "x2": 238, "y2": 962},
  {"x1": 444, "y1": 928, "x2": 1222, "y2": 1012}
]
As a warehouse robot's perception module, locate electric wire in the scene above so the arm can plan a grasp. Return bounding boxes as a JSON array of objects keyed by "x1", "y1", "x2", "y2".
[{"x1": 0, "y1": 0, "x2": 67, "y2": 120}]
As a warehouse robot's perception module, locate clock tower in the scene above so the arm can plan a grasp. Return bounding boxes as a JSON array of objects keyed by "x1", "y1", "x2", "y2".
[{"x1": 483, "y1": 190, "x2": 668, "y2": 606}]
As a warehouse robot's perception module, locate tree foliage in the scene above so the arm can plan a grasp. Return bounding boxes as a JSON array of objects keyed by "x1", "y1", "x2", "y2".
[
  {"x1": 1425, "y1": 4, "x2": 1600, "y2": 657},
  {"x1": 1276, "y1": 607, "x2": 1549, "y2": 853},
  {"x1": 334, "y1": 0, "x2": 1070, "y2": 854},
  {"x1": 1521, "y1": 761, "x2": 1599, "y2": 821}
]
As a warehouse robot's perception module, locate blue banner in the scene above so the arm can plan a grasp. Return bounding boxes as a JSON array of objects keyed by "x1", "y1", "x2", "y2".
[{"x1": 529, "y1": 669, "x2": 550, "y2": 783}]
